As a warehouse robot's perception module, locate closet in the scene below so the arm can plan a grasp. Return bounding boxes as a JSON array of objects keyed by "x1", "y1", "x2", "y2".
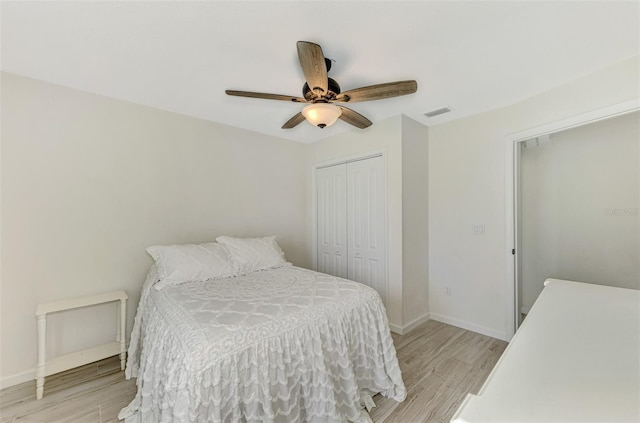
[
  {"x1": 316, "y1": 155, "x2": 387, "y2": 304},
  {"x1": 516, "y1": 110, "x2": 639, "y2": 326}
]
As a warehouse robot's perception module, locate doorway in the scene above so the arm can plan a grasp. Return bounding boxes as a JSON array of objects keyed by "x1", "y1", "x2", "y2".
[
  {"x1": 506, "y1": 100, "x2": 640, "y2": 336},
  {"x1": 519, "y1": 111, "x2": 639, "y2": 320}
]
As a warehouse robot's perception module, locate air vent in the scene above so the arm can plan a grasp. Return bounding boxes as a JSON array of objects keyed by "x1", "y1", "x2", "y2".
[{"x1": 424, "y1": 107, "x2": 452, "y2": 118}]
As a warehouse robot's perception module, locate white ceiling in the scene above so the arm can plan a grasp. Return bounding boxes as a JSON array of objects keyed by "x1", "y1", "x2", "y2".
[{"x1": 2, "y1": 1, "x2": 638, "y2": 143}]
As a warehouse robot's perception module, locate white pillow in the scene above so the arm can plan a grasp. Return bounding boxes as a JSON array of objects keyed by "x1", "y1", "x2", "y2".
[
  {"x1": 215, "y1": 235, "x2": 287, "y2": 274},
  {"x1": 146, "y1": 242, "x2": 236, "y2": 289}
]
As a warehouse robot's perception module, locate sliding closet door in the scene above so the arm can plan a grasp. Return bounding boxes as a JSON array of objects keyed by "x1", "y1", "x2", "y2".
[
  {"x1": 347, "y1": 156, "x2": 387, "y2": 304},
  {"x1": 316, "y1": 164, "x2": 348, "y2": 278}
]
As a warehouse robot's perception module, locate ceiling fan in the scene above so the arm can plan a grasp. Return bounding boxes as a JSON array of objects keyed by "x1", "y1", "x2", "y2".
[{"x1": 225, "y1": 41, "x2": 418, "y2": 130}]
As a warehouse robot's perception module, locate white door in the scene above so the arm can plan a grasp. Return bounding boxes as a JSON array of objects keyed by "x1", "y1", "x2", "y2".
[
  {"x1": 316, "y1": 164, "x2": 348, "y2": 278},
  {"x1": 347, "y1": 156, "x2": 387, "y2": 304}
]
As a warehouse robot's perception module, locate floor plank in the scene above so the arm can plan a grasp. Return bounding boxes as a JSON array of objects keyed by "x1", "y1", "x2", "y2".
[
  {"x1": 430, "y1": 340, "x2": 508, "y2": 422},
  {"x1": 385, "y1": 357, "x2": 472, "y2": 423},
  {"x1": 0, "y1": 357, "x2": 135, "y2": 423},
  {"x1": 0, "y1": 322, "x2": 507, "y2": 422}
]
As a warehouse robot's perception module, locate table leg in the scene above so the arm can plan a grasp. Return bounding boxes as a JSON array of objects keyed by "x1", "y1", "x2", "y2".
[
  {"x1": 36, "y1": 315, "x2": 46, "y2": 400},
  {"x1": 119, "y1": 299, "x2": 127, "y2": 370}
]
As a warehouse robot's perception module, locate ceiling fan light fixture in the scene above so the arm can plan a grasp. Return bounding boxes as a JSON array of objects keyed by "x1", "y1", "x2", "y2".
[{"x1": 302, "y1": 103, "x2": 342, "y2": 128}]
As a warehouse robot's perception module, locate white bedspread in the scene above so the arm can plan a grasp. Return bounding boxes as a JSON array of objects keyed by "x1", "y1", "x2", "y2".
[{"x1": 119, "y1": 265, "x2": 406, "y2": 422}]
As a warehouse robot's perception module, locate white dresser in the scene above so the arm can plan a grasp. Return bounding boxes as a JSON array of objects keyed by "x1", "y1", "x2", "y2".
[{"x1": 452, "y1": 278, "x2": 640, "y2": 423}]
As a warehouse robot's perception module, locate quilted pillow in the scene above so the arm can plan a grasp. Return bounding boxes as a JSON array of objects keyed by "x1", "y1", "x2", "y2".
[
  {"x1": 216, "y1": 235, "x2": 287, "y2": 274},
  {"x1": 146, "y1": 242, "x2": 235, "y2": 289}
]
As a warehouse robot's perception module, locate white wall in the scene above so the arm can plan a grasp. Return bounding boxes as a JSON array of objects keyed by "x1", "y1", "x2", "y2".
[
  {"x1": 428, "y1": 56, "x2": 640, "y2": 340},
  {"x1": 401, "y1": 116, "x2": 429, "y2": 326},
  {"x1": 0, "y1": 72, "x2": 310, "y2": 386},
  {"x1": 520, "y1": 112, "x2": 639, "y2": 309}
]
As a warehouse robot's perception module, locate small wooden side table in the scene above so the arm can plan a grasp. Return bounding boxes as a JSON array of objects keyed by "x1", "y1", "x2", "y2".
[{"x1": 35, "y1": 290, "x2": 128, "y2": 399}]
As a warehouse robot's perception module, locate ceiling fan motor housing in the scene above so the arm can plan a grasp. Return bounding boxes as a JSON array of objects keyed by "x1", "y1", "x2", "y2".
[{"x1": 303, "y1": 77, "x2": 341, "y2": 101}]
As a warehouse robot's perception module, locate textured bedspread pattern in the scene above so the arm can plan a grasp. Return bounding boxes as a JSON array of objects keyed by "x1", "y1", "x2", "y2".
[{"x1": 120, "y1": 266, "x2": 406, "y2": 422}]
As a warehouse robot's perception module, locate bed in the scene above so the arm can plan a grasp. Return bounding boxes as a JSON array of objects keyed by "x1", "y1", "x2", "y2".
[{"x1": 118, "y1": 237, "x2": 406, "y2": 422}]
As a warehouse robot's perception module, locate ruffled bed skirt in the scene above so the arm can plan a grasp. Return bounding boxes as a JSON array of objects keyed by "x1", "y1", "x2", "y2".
[{"x1": 120, "y1": 268, "x2": 405, "y2": 422}]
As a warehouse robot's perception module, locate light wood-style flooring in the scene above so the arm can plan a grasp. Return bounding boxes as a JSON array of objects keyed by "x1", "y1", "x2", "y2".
[
  {"x1": 0, "y1": 320, "x2": 507, "y2": 423},
  {"x1": 371, "y1": 320, "x2": 507, "y2": 423}
]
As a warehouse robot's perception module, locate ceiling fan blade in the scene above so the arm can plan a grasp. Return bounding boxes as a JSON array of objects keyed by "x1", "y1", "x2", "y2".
[
  {"x1": 334, "y1": 80, "x2": 417, "y2": 103},
  {"x1": 338, "y1": 106, "x2": 372, "y2": 129},
  {"x1": 226, "y1": 90, "x2": 307, "y2": 103},
  {"x1": 282, "y1": 112, "x2": 306, "y2": 129},
  {"x1": 297, "y1": 41, "x2": 328, "y2": 97}
]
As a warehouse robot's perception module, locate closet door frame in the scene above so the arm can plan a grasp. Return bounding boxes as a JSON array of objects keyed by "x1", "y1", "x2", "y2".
[{"x1": 312, "y1": 148, "x2": 389, "y2": 301}]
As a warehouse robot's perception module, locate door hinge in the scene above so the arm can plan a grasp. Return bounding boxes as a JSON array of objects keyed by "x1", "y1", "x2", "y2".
[{"x1": 512, "y1": 249, "x2": 516, "y2": 255}]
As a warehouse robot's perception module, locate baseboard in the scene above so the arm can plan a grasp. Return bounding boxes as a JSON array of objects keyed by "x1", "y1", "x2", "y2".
[
  {"x1": 389, "y1": 313, "x2": 430, "y2": 335},
  {"x1": 388, "y1": 323, "x2": 402, "y2": 334},
  {"x1": 0, "y1": 368, "x2": 34, "y2": 390},
  {"x1": 3, "y1": 314, "x2": 500, "y2": 388},
  {"x1": 429, "y1": 312, "x2": 509, "y2": 341}
]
